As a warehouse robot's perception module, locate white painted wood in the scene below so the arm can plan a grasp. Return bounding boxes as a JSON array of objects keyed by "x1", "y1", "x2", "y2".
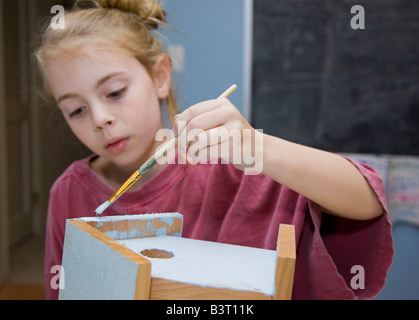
[
  {"x1": 59, "y1": 214, "x2": 291, "y2": 299},
  {"x1": 80, "y1": 212, "x2": 183, "y2": 239},
  {"x1": 118, "y1": 235, "x2": 277, "y2": 296},
  {"x1": 59, "y1": 221, "x2": 143, "y2": 300}
]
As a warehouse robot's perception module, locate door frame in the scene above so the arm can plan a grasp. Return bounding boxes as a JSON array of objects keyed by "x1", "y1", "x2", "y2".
[{"x1": 0, "y1": 0, "x2": 10, "y2": 284}]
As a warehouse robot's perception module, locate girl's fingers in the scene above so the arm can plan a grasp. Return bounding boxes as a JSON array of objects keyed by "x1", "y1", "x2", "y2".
[
  {"x1": 174, "y1": 98, "x2": 254, "y2": 166},
  {"x1": 175, "y1": 99, "x2": 231, "y2": 152},
  {"x1": 179, "y1": 98, "x2": 241, "y2": 131},
  {"x1": 175, "y1": 99, "x2": 222, "y2": 129},
  {"x1": 187, "y1": 135, "x2": 231, "y2": 165},
  {"x1": 185, "y1": 126, "x2": 246, "y2": 166}
]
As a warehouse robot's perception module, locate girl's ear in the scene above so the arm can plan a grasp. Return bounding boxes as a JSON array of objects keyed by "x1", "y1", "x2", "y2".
[{"x1": 152, "y1": 54, "x2": 171, "y2": 99}]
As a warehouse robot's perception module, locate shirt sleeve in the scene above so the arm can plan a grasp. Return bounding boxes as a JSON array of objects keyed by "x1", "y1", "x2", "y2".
[{"x1": 298, "y1": 156, "x2": 394, "y2": 299}]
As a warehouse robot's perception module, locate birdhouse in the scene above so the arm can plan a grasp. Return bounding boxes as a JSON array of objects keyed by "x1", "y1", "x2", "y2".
[{"x1": 59, "y1": 213, "x2": 295, "y2": 300}]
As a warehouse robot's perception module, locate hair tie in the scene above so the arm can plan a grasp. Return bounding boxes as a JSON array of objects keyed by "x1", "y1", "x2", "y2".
[
  {"x1": 73, "y1": 0, "x2": 165, "y2": 31},
  {"x1": 74, "y1": 0, "x2": 100, "y2": 10}
]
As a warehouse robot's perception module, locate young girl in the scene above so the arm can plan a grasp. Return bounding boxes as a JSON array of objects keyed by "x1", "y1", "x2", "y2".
[{"x1": 36, "y1": 0, "x2": 393, "y2": 300}]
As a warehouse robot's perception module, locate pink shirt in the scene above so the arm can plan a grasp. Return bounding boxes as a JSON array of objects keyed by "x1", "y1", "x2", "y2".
[{"x1": 45, "y1": 155, "x2": 393, "y2": 300}]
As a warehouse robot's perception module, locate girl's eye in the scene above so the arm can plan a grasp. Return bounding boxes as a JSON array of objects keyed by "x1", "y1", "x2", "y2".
[
  {"x1": 107, "y1": 88, "x2": 126, "y2": 99},
  {"x1": 69, "y1": 106, "x2": 86, "y2": 118}
]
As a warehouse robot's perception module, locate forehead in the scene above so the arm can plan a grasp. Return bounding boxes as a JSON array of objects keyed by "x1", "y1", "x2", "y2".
[
  {"x1": 44, "y1": 41, "x2": 146, "y2": 98},
  {"x1": 47, "y1": 38, "x2": 136, "y2": 68}
]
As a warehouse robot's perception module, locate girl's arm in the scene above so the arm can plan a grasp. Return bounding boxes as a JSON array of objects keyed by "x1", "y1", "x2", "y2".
[
  {"x1": 174, "y1": 98, "x2": 383, "y2": 221},
  {"x1": 261, "y1": 133, "x2": 383, "y2": 220}
]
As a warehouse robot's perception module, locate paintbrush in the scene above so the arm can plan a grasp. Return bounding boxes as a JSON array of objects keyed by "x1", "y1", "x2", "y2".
[{"x1": 95, "y1": 84, "x2": 237, "y2": 215}]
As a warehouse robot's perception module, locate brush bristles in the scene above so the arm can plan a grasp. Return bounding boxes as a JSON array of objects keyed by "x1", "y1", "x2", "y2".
[{"x1": 95, "y1": 200, "x2": 111, "y2": 215}]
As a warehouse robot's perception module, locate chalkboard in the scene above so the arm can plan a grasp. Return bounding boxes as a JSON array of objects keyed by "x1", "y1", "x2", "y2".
[{"x1": 252, "y1": 0, "x2": 419, "y2": 154}]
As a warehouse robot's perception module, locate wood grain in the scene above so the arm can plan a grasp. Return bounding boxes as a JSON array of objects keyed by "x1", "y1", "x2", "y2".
[{"x1": 274, "y1": 224, "x2": 296, "y2": 300}]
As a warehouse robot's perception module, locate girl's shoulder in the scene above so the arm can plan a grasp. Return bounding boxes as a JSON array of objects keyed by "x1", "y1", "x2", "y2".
[
  {"x1": 50, "y1": 154, "x2": 109, "y2": 196},
  {"x1": 51, "y1": 155, "x2": 95, "y2": 183}
]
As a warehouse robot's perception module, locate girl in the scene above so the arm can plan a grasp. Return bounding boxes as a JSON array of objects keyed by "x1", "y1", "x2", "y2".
[{"x1": 36, "y1": 0, "x2": 393, "y2": 300}]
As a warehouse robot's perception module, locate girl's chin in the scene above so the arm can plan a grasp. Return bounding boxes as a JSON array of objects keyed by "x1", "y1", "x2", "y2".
[
  {"x1": 109, "y1": 157, "x2": 141, "y2": 170},
  {"x1": 106, "y1": 153, "x2": 149, "y2": 170}
]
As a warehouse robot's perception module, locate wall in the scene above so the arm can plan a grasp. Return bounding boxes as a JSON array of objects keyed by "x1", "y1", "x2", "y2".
[
  {"x1": 375, "y1": 222, "x2": 419, "y2": 299},
  {"x1": 252, "y1": 0, "x2": 419, "y2": 154},
  {"x1": 252, "y1": 0, "x2": 419, "y2": 299},
  {"x1": 161, "y1": 0, "x2": 253, "y2": 120}
]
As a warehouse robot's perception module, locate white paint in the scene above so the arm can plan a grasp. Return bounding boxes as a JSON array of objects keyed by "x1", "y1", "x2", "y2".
[
  {"x1": 61, "y1": 213, "x2": 278, "y2": 298},
  {"x1": 118, "y1": 235, "x2": 277, "y2": 296},
  {"x1": 80, "y1": 212, "x2": 183, "y2": 240},
  {"x1": 81, "y1": 212, "x2": 182, "y2": 224},
  {"x1": 60, "y1": 221, "x2": 141, "y2": 300},
  {"x1": 94, "y1": 200, "x2": 111, "y2": 215}
]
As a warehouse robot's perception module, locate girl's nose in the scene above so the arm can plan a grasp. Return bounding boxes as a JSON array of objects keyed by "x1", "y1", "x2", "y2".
[{"x1": 91, "y1": 104, "x2": 116, "y2": 132}]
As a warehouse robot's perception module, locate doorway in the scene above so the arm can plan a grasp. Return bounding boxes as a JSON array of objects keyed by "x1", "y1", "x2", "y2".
[{"x1": 0, "y1": 0, "x2": 89, "y2": 291}]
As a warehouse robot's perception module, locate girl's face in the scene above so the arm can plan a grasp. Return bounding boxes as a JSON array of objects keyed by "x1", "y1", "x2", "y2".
[{"x1": 45, "y1": 44, "x2": 171, "y2": 171}]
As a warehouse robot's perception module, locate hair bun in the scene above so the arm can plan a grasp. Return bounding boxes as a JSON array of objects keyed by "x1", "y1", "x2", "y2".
[{"x1": 75, "y1": 0, "x2": 166, "y2": 30}]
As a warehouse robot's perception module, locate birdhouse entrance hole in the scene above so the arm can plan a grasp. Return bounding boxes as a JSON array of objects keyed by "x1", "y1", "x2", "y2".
[{"x1": 141, "y1": 248, "x2": 174, "y2": 259}]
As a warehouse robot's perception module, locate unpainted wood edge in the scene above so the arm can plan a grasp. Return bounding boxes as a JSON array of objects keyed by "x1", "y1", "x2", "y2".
[
  {"x1": 68, "y1": 220, "x2": 152, "y2": 299},
  {"x1": 149, "y1": 277, "x2": 272, "y2": 300},
  {"x1": 273, "y1": 224, "x2": 296, "y2": 300},
  {"x1": 83, "y1": 215, "x2": 183, "y2": 238},
  {"x1": 135, "y1": 262, "x2": 152, "y2": 300}
]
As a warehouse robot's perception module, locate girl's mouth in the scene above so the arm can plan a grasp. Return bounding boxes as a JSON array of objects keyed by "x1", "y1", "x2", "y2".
[{"x1": 105, "y1": 137, "x2": 129, "y2": 154}]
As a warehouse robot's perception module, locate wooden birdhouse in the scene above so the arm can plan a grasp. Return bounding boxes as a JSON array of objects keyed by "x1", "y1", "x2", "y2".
[{"x1": 59, "y1": 213, "x2": 295, "y2": 300}]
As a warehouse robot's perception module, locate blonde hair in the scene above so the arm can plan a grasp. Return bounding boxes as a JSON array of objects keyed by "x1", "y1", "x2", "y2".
[{"x1": 35, "y1": 0, "x2": 179, "y2": 123}]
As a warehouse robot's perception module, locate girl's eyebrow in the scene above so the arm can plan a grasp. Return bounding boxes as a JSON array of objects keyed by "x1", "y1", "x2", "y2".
[
  {"x1": 57, "y1": 72, "x2": 124, "y2": 104},
  {"x1": 95, "y1": 72, "x2": 124, "y2": 89},
  {"x1": 57, "y1": 92, "x2": 78, "y2": 104}
]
